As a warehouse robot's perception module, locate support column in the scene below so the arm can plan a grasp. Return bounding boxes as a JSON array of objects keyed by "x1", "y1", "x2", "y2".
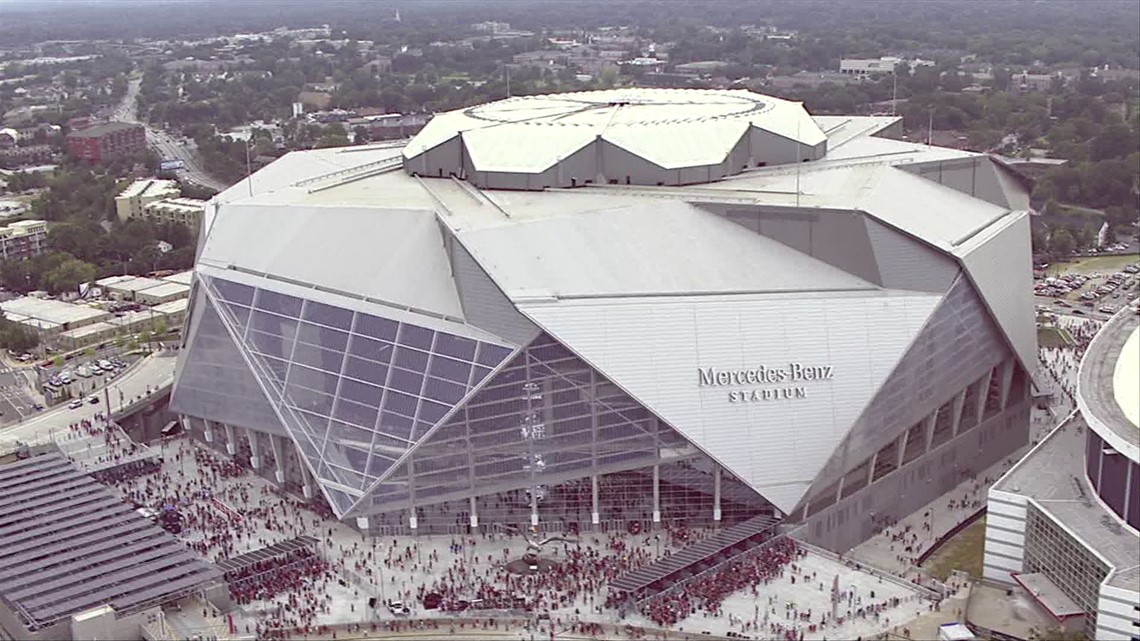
[
  {"x1": 897, "y1": 432, "x2": 908, "y2": 469},
  {"x1": 591, "y1": 475, "x2": 600, "y2": 525},
  {"x1": 299, "y1": 454, "x2": 315, "y2": 500},
  {"x1": 408, "y1": 510, "x2": 418, "y2": 531},
  {"x1": 530, "y1": 485, "x2": 539, "y2": 527},
  {"x1": 247, "y1": 429, "x2": 262, "y2": 470},
  {"x1": 713, "y1": 467, "x2": 722, "y2": 523},
  {"x1": 867, "y1": 452, "x2": 878, "y2": 486},
  {"x1": 203, "y1": 419, "x2": 215, "y2": 443},
  {"x1": 976, "y1": 369, "x2": 993, "y2": 425},
  {"x1": 923, "y1": 411, "x2": 937, "y2": 453},
  {"x1": 951, "y1": 389, "x2": 967, "y2": 438},
  {"x1": 270, "y1": 434, "x2": 286, "y2": 484},
  {"x1": 469, "y1": 495, "x2": 478, "y2": 529},
  {"x1": 652, "y1": 464, "x2": 661, "y2": 524},
  {"x1": 999, "y1": 360, "x2": 1015, "y2": 409},
  {"x1": 224, "y1": 423, "x2": 236, "y2": 456}
]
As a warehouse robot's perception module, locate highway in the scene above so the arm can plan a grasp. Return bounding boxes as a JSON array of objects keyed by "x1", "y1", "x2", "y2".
[
  {"x1": 0, "y1": 352, "x2": 177, "y2": 447},
  {"x1": 114, "y1": 77, "x2": 231, "y2": 193}
]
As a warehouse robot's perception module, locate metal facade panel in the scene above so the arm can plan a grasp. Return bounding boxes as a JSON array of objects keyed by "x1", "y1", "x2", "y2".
[
  {"x1": 864, "y1": 217, "x2": 959, "y2": 293},
  {"x1": 959, "y1": 212, "x2": 1037, "y2": 374},
  {"x1": 521, "y1": 290, "x2": 939, "y2": 512},
  {"x1": 200, "y1": 203, "x2": 463, "y2": 320},
  {"x1": 447, "y1": 236, "x2": 539, "y2": 347},
  {"x1": 803, "y1": 276, "x2": 1009, "y2": 504},
  {"x1": 458, "y1": 202, "x2": 877, "y2": 300},
  {"x1": 169, "y1": 294, "x2": 287, "y2": 437}
]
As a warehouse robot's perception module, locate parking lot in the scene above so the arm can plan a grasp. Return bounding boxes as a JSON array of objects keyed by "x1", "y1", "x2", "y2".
[
  {"x1": 1034, "y1": 257, "x2": 1139, "y2": 321},
  {"x1": 40, "y1": 353, "x2": 142, "y2": 412}
]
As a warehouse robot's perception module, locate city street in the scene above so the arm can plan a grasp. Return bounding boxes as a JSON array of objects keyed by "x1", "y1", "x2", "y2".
[{"x1": 114, "y1": 76, "x2": 231, "y2": 193}]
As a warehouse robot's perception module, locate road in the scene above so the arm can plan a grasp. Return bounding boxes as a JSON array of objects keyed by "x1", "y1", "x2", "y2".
[
  {"x1": 0, "y1": 352, "x2": 177, "y2": 447},
  {"x1": 115, "y1": 77, "x2": 231, "y2": 193}
]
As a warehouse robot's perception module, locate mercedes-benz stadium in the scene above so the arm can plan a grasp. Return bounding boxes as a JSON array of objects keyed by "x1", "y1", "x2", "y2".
[{"x1": 171, "y1": 88, "x2": 1036, "y2": 553}]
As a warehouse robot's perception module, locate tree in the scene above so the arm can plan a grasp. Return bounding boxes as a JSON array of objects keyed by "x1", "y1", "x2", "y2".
[
  {"x1": 0, "y1": 313, "x2": 39, "y2": 353},
  {"x1": 1050, "y1": 228, "x2": 1076, "y2": 257},
  {"x1": 43, "y1": 257, "x2": 96, "y2": 295}
]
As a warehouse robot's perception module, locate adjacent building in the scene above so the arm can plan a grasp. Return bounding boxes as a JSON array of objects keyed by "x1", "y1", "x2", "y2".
[
  {"x1": 0, "y1": 219, "x2": 48, "y2": 260},
  {"x1": 840, "y1": 56, "x2": 935, "y2": 76},
  {"x1": 65, "y1": 122, "x2": 146, "y2": 163},
  {"x1": 171, "y1": 89, "x2": 1036, "y2": 552},
  {"x1": 115, "y1": 179, "x2": 180, "y2": 221},
  {"x1": 985, "y1": 308, "x2": 1139, "y2": 640}
]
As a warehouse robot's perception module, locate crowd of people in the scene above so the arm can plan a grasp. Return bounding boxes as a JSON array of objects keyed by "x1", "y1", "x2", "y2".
[
  {"x1": 640, "y1": 537, "x2": 799, "y2": 627},
  {"x1": 226, "y1": 548, "x2": 328, "y2": 605}
]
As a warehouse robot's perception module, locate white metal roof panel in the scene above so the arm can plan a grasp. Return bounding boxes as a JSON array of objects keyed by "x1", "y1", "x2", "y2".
[
  {"x1": 457, "y1": 201, "x2": 879, "y2": 300},
  {"x1": 520, "y1": 289, "x2": 940, "y2": 512},
  {"x1": 601, "y1": 120, "x2": 749, "y2": 169},
  {"x1": 199, "y1": 202, "x2": 463, "y2": 320},
  {"x1": 462, "y1": 125, "x2": 595, "y2": 173}
]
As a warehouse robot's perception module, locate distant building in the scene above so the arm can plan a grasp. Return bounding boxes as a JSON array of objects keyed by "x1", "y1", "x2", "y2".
[
  {"x1": 115, "y1": 179, "x2": 180, "y2": 222},
  {"x1": 0, "y1": 219, "x2": 48, "y2": 261},
  {"x1": 65, "y1": 121, "x2": 145, "y2": 163},
  {"x1": 0, "y1": 144, "x2": 53, "y2": 169},
  {"x1": 471, "y1": 21, "x2": 511, "y2": 33},
  {"x1": 352, "y1": 113, "x2": 432, "y2": 141},
  {"x1": 839, "y1": 56, "x2": 935, "y2": 76},
  {"x1": 142, "y1": 197, "x2": 207, "y2": 228},
  {"x1": 1010, "y1": 72, "x2": 1057, "y2": 94}
]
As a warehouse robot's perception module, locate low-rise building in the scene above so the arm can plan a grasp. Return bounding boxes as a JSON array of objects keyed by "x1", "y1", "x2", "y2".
[
  {"x1": 135, "y1": 282, "x2": 190, "y2": 306},
  {"x1": 115, "y1": 179, "x2": 180, "y2": 222},
  {"x1": 101, "y1": 276, "x2": 168, "y2": 302},
  {"x1": 839, "y1": 56, "x2": 935, "y2": 76},
  {"x1": 57, "y1": 321, "x2": 118, "y2": 349},
  {"x1": 0, "y1": 297, "x2": 110, "y2": 335},
  {"x1": 141, "y1": 197, "x2": 207, "y2": 228},
  {"x1": 151, "y1": 298, "x2": 188, "y2": 326},
  {"x1": 160, "y1": 271, "x2": 194, "y2": 286},
  {"x1": 0, "y1": 219, "x2": 48, "y2": 260}
]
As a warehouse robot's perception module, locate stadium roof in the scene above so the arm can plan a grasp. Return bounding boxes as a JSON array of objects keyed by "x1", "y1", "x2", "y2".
[
  {"x1": 0, "y1": 453, "x2": 220, "y2": 632},
  {"x1": 1077, "y1": 309, "x2": 1140, "y2": 460}
]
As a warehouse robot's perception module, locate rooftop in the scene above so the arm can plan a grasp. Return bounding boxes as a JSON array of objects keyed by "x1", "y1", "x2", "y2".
[
  {"x1": 994, "y1": 415, "x2": 1140, "y2": 592},
  {"x1": 58, "y1": 321, "x2": 117, "y2": 340},
  {"x1": 66, "y1": 121, "x2": 143, "y2": 139},
  {"x1": 104, "y1": 276, "x2": 168, "y2": 294},
  {"x1": 151, "y1": 298, "x2": 189, "y2": 316},
  {"x1": 0, "y1": 452, "x2": 220, "y2": 631},
  {"x1": 0, "y1": 297, "x2": 109, "y2": 327},
  {"x1": 161, "y1": 271, "x2": 194, "y2": 286},
  {"x1": 1077, "y1": 309, "x2": 1140, "y2": 460},
  {"x1": 118, "y1": 179, "x2": 179, "y2": 200},
  {"x1": 136, "y1": 282, "x2": 190, "y2": 300}
]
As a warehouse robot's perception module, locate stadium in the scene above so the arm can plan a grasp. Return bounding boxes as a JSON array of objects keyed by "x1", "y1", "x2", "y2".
[{"x1": 171, "y1": 87, "x2": 1036, "y2": 554}]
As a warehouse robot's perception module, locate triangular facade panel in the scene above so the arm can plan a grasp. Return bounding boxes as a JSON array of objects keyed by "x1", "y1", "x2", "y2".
[
  {"x1": 198, "y1": 275, "x2": 512, "y2": 516},
  {"x1": 519, "y1": 291, "x2": 940, "y2": 513},
  {"x1": 803, "y1": 275, "x2": 1011, "y2": 507},
  {"x1": 959, "y1": 213, "x2": 1037, "y2": 374},
  {"x1": 349, "y1": 332, "x2": 687, "y2": 517}
]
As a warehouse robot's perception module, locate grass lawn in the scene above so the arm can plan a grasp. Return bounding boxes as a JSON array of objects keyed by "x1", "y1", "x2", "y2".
[
  {"x1": 922, "y1": 515, "x2": 986, "y2": 582},
  {"x1": 1038, "y1": 326, "x2": 1074, "y2": 348},
  {"x1": 1047, "y1": 254, "x2": 1140, "y2": 276}
]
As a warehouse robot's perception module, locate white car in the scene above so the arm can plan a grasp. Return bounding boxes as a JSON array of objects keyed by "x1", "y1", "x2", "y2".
[{"x1": 67, "y1": 399, "x2": 83, "y2": 409}]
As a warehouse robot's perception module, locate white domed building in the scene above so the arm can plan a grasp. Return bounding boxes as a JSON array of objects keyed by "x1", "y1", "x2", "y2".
[{"x1": 171, "y1": 88, "x2": 1037, "y2": 553}]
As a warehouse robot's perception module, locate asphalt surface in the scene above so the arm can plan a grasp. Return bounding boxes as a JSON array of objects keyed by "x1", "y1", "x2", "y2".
[
  {"x1": 0, "y1": 359, "x2": 37, "y2": 423},
  {"x1": 0, "y1": 352, "x2": 177, "y2": 446},
  {"x1": 114, "y1": 77, "x2": 231, "y2": 193}
]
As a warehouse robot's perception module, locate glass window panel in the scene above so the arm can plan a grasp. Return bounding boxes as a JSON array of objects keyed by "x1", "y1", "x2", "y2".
[
  {"x1": 211, "y1": 278, "x2": 255, "y2": 305},
  {"x1": 378, "y1": 411, "x2": 414, "y2": 441},
  {"x1": 292, "y1": 342, "x2": 346, "y2": 374},
  {"x1": 398, "y1": 323, "x2": 434, "y2": 350},
  {"x1": 470, "y1": 365, "x2": 493, "y2": 386},
  {"x1": 255, "y1": 288, "x2": 303, "y2": 317},
  {"x1": 285, "y1": 385, "x2": 335, "y2": 417},
  {"x1": 348, "y1": 335, "x2": 394, "y2": 364},
  {"x1": 417, "y1": 399, "x2": 450, "y2": 425},
  {"x1": 428, "y1": 355, "x2": 472, "y2": 385},
  {"x1": 433, "y1": 333, "x2": 477, "y2": 361},
  {"x1": 287, "y1": 363, "x2": 338, "y2": 394},
  {"x1": 333, "y1": 399, "x2": 380, "y2": 429},
  {"x1": 383, "y1": 390, "x2": 419, "y2": 418},
  {"x1": 249, "y1": 309, "x2": 298, "y2": 339},
  {"x1": 353, "y1": 313, "x2": 398, "y2": 341},
  {"x1": 253, "y1": 354, "x2": 289, "y2": 382},
  {"x1": 219, "y1": 302, "x2": 251, "y2": 329},
  {"x1": 344, "y1": 356, "x2": 388, "y2": 385},
  {"x1": 247, "y1": 329, "x2": 290, "y2": 359},
  {"x1": 394, "y1": 346, "x2": 429, "y2": 372},
  {"x1": 388, "y1": 367, "x2": 425, "y2": 396},
  {"x1": 476, "y1": 343, "x2": 510, "y2": 367},
  {"x1": 297, "y1": 321, "x2": 350, "y2": 352},
  {"x1": 423, "y1": 377, "x2": 466, "y2": 405},
  {"x1": 303, "y1": 300, "x2": 353, "y2": 331},
  {"x1": 340, "y1": 378, "x2": 384, "y2": 407},
  {"x1": 327, "y1": 420, "x2": 374, "y2": 447}
]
